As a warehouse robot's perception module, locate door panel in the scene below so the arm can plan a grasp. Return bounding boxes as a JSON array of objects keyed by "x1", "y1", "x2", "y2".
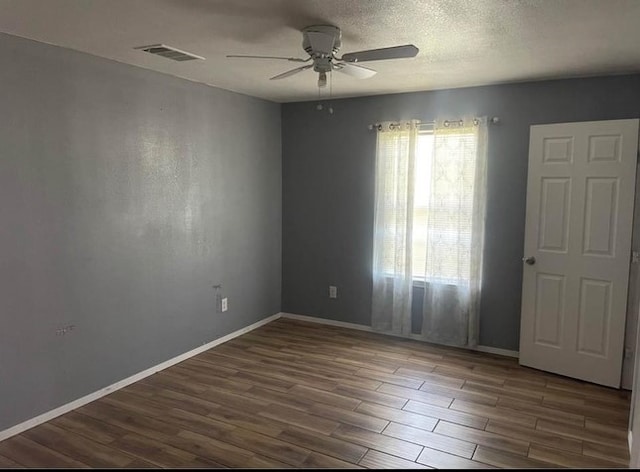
[
  {"x1": 534, "y1": 273, "x2": 565, "y2": 347},
  {"x1": 520, "y1": 119, "x2": 639, "y2": 387},
  {"x1": 577, "y1": 277, "x2": 611, "y2": 356},
  {"x1": 539, "y1": 178, "x2": 571, "y2": 252},
  {"x1": 583, "y1": 177, "x2": 618, "y2": 256}
]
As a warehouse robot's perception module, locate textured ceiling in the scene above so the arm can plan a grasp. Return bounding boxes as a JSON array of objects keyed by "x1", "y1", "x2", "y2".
[{"x1": 1, "y1": 0, "x2": 639, "y2": 102}]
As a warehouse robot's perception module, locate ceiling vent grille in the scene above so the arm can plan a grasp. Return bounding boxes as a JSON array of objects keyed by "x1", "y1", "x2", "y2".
[{"x1": 135, "y1": 44, "x2": 204, "y2": 62}]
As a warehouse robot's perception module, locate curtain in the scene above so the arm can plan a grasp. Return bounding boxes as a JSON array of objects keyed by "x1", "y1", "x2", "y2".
[
  {"x1": 418, "y1": 118, "x2": 488, "y2": 347},
  {"x1": 371, "y1": 117, "x2": 488, "y2": 348},
  {"x1": 371, "y1": 121, "x2": 418, "y2": 336}
]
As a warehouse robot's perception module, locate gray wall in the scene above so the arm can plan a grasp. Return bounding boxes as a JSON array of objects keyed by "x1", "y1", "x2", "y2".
[
  {"x1": 282, "y1": 74, "x2": 640, "y2": 353},
  {"x1": 0, "y1": 33, "x2": 281, "y2": 431}
]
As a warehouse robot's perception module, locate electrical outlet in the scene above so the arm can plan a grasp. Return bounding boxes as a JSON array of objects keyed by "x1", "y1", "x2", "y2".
[
  {"x1": 625, "y1": 347, "x2": 634, "y2": 359},
  {"x1": 633, "y1": 251, "x2": 640, "y2": 264},
  {"x1": 329, "y1": 285, "x2": 337, "y2": 299},
  {"x1": 221, "y1": 297, "x2": 228, "y2": 312}
]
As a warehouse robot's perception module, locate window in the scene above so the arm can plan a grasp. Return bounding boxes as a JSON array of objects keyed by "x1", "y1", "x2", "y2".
[{"x1": 382, "y1": 129, "x2": 478, "y2": 284}]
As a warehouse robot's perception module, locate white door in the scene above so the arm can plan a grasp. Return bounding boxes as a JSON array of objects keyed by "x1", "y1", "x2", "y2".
[{"x1": 519, "y1": 119, "x2": 639, "y2": 388}]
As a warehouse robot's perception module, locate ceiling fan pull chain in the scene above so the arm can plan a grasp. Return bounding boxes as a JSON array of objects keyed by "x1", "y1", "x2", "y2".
[
  {"x1": 316, "y1": 79, "x2": 323, "y2": 110},
  {"x1": 329, "y1": 69, "x2": 334, "y2": 114}
]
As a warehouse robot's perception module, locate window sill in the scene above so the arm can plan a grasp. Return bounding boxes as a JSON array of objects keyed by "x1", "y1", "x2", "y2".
[
  {"x1": 412, "y1": 279, "x2": 467, "y2": 289},
  {"x1": 378, "y1": 274, "x2": 467, "y2": 288}
]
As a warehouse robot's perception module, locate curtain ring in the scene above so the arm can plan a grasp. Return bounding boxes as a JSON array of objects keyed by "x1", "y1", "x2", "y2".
[
  {"x1": 473, "y1": 118, "x2": 479, "y2": 126},
  {"x1": 443, "y1": 120, "x2": 450, "y2": 127}
]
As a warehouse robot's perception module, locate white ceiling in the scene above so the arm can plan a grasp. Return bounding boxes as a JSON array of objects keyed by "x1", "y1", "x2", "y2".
[{"x1": 1, "y1": 0, "x2": 639, "y2": 103}]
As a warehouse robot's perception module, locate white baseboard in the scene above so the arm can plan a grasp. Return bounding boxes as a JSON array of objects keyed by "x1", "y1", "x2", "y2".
[
  {"x1": 0, "y1": 310, "x2": 520, "y2": 442},
  {"x1": 475, "y1": 345, "x2": 519, "y2": 358},
  {"x1": 0, "y1": 312, "x2": 281, "y2": 442},
  {"x1": 280, "y1": 312, "x2": 519, "y2": 358},
  {"x1": 281, "y1": 312, "x2": 374, "y2": 332}
]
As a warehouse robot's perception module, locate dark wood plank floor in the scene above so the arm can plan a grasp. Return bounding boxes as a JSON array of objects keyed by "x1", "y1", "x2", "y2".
[{"x1": 0, "y1": 318, "x2": 631, "y2": 468}]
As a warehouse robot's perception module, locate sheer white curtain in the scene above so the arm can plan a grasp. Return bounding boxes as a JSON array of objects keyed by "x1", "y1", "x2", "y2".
[
  {"x1": 372, "y1": 117, "x2": 488, "y2": 347},
  {"x1": 417, "y1": 118, "x2": 487, "y2": 347},
  {"x1": 371, "y1": 121, "x2": 418, "y2": 336}
]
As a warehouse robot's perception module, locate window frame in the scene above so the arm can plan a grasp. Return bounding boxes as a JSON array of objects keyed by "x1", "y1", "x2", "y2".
[{"x1": 379, "y1": 127, "x2": 476, "y2": 288}]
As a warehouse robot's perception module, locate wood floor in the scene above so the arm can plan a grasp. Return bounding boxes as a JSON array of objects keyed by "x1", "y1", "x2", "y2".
[{"x1": 0, "y1": 318, "x2": 632, "y2": 468}]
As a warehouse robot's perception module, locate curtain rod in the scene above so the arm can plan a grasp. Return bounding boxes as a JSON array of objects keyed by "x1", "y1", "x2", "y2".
[{"x1": 367, "y1": 116, "x2": 500, "y2": 130}]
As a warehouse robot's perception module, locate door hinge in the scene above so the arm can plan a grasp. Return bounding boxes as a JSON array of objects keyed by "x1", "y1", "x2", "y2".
[{"x1": 632, "y1": 251, "x2": 640, "y2": 264}]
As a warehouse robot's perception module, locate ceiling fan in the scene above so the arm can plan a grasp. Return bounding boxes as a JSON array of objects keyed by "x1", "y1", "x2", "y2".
[{"x1": 227, "y1": 25, "x2": 419, "y2": 88}]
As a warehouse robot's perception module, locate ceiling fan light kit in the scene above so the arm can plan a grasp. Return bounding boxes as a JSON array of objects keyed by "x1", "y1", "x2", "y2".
[
  {"x1": 227, "y1": 24, "x2": 419, "y2": 87},
  {"x1": 318, "y1": 71, "x2": 327, "y2": 88}
]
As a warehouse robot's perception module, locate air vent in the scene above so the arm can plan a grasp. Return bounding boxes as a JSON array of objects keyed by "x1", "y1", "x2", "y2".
[{"x1": 135, "y1": 44, "x2": 204, "y2": 62}]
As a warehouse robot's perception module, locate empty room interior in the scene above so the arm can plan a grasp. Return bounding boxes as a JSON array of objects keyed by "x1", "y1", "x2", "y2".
[{"x1": 3, "y1": 0, "x2": 640, "y2": 469}]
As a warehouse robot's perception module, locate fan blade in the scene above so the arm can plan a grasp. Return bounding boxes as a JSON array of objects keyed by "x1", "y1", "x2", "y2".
[
  {"x1": 227, "y1": 55, "x2": 308, "y2": 63},
  {"x1": 306, "y1": 31, "x2": 337, "y2": 55},
  {"x1": 333, "y1": 62, "x2": 377, "y2": 79},
  {"x1": 270, "y1": 64, "x2": 313, "y2": 80},
  {"x1": 340, "y1": 44, "x2": 419, "y2": 63}
]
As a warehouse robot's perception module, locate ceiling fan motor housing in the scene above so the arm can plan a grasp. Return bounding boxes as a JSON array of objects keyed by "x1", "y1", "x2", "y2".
[
  {"x1": 302, "y1": 25, "x2": 341, "y2": 56},
  {"x1": 313, "y1": 57, "x2": 332, "y2": 74},
  {"x1": 302, "y1": 25, "x2": 342, "y2": 76}
]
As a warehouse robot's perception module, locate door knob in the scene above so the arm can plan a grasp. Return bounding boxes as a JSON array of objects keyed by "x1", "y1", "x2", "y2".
[{"x1": 523, "y1": 256, "x2": 536, "y2": 265}]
